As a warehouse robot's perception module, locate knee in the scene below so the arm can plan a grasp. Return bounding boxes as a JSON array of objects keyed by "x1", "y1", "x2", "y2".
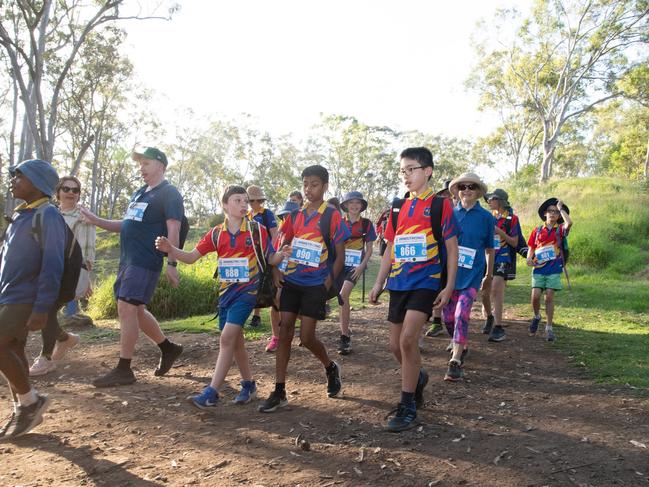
[
  {"x1": 399, "y1": 333, "x2": 418, "y2": 354},
  {"x1": 389, "y1": 339, "x2": 400, "y2": 357},
  {"x1": 278, "y1": 321, "x2": 294, "y2": 339},
  {"x1": 219, "y1": 333, "x2": 236, "y2": 349},
  {"x1": 299, "y1": 332, "x2": 316, "y2": 349},
  {"x1": 117, "y1": 300, "x2": 137, "y2": 318}
]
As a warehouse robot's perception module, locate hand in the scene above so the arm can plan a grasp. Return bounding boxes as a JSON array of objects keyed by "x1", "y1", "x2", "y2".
[
  {"x1": 85, "y1": 281, "x2": 93, "y2": 300},
  {"x1": 433, "y1": 287, "x2": 452, "y2": 310},
  {"x1": 272, "y1": 267, "x2": 284, "y2": 288},
  {"x1": 155, "y1": 236, "x2": 172, "y2": 254},
  {"x1": 85, "y1": 260, "x2": 93, "y2": 272},
  {"x1": 557, "y1": 199, "x2": 564, "y2": 211},
  {"x1": 526, "y1": 257, "x2": 535, "y2": 267},
  {"x1": 26, "y1": 312, "x2": 48, "y2": 331},
  {"x1": 351, "y1": 264, "x2": 365, "y2": 282},
  {"x1": 279, "y1": 245, "x2": 292, "y2": 260},
  {"x1": 494, "y1": 226, "x2": 505, "y2": 237},
  {"x1": 369, "y1": 284, "x2": 383, "y2": 304},
  {"x1": 78, "y1": 206, "x2": 97, "y2": 225},
  {"x1": 481, "y1": 275, "x2": 493, "y2": 292},
  {"x1": 166, "y1": 265, "x2": 179, "y2": 288},
  {"x1": 324, "y1": 275, "x2": 332, "y2": 291}
]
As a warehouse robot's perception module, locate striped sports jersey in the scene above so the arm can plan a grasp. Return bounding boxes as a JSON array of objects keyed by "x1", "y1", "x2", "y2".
[
  {"x1": 342, "y1": 217, "x2": 377, "y2": 251},
  {"x1": 493, "y1": 210, "x2": 520, "y2": 264},
  {"x1": 527, "y1": 224, "x2": 568, "y2": 275}
]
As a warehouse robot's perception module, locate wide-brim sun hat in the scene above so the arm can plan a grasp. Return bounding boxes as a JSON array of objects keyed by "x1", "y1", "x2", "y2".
[
  {"x1": 277, "y1": 200, "x2": 300, "y2": 217},
  {"x1": 436, "y1": 179, "x2": 452, "y2": 196},
  {"x1": 449, "y1": 172, "x2": 488, "y2": 198},
  {"x1": 247, "y1": 185, "x2": 266, "y2": 201},
  {"x1": 340, "y1": 191, "x2": 368, "y2": 213},
  {"x1": 484, "y1": 188, "x2": 509, "y2": 207},
  {"x1": 9, "y1": 159, "x2": 59, "y2": 197},
  {"x1": 538, "y1": 197, "x2": 570, "y2": 224}
]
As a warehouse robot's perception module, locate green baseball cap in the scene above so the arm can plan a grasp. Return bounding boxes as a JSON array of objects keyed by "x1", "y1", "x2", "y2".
[{"x1": 132, "y1": 147, "x2": 168, "y2": 167}]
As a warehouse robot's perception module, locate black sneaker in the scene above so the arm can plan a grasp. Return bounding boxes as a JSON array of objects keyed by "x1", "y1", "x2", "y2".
[
  {"x1": 258, "y1": 391, "x2": 288, "y2": 413},
  {"x1": 444, "y1": 360, "x2": 464, "y2": 382},
  {"x1": 488, "y1": 325, "x2": 506, "y2": 342},
  {"x1": 93, "y1": 367, "x2": 137, "y2": 388},
  {"x1": 249, "y1": 315, "x2": 261, "y2": 328},
  {"x1": 0, "y1": 411, "x2": 15, "y2": 439},
  {"x1": 426, "y1": 323, "x2": 444, "y2": 337},
  {"x1": 386, "y1": 403, "x2": 418, "y2": 432},
  {"x1": 338, "y1": 335, "x2": 352, "y2": 355},
  {"x1": 155, "y1": 342, "x2": 183, "y2": 376},
  {"x1": 482, "y1": 315, "x2": 494, "y2": 334},
  {"x1": 414, "y1": 369, "x2": 429, "y2": 408},
  {"x1": 6, "y1": 394, "x2": 50, "y2": 438},
  {"x1": 326, "y1": 361, "x2": 342, "y2": 397}
]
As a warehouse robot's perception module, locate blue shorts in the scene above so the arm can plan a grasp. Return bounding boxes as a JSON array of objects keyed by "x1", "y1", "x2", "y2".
[
  {"x1": 218, "y1": 300, "x2": 255, "y2": 331},
  {"x1": 114, "y1": 264, "x2": 160, "y2": 306}
]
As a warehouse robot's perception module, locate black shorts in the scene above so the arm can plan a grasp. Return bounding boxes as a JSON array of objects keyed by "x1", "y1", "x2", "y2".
[
  {"x1": 0, "y1": 303, "x2": 33, "y2": 340},
  {"x1": 279, "y1": 281, "x2": 327, "y2": 320},
  {"x1": 493, "y1": 262, "x2": 515, "y2": 281},
  {"x1": 388, "y1": 289, "x2": 439, "y2": 324},
  {"x1": 343, "y1": 266, "x2": 359, "y2": 284}
]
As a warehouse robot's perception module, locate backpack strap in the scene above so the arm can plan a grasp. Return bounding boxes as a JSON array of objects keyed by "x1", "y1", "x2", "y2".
[
  {"x1": 429, "y1": 196, "x2": 444, "y2": 244},
  {"x1": 261, "y1": 209, "x2": 271, "y2": 231},
  {"x1": 360, "y1": 217, "x2": 370, "y2": 243},
  {"x1": 320, "y1": 207, "x2": 335, "y2": 262},
  {"x1": 249, "y1": 220, "x2": 267, "y2": 272},
  {"x1": 210, "y1": 224, "x2": 222, "y2": 250},
  {"x1": 390, "y1": 199, "x2": 406, "y2": 234}
]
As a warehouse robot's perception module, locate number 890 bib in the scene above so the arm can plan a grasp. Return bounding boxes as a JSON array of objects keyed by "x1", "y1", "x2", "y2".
[{"x1": 394, "y1": 234, "x2": 427, "y2": 262}]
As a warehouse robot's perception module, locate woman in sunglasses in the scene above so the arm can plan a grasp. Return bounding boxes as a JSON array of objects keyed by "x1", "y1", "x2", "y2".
[{"x1": 29, "y1": 176, "x2": 96, "y2": 376}]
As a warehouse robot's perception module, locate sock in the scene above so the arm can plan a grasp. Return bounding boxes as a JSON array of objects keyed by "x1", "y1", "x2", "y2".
[
  {"x1": 400, "y1": 391, "x2": 415, "y2": 408},
  {"x1": 158, "y1": 338, "x2": 174, "y2": 353},
  {"x1": 12, "y1": 399, "x2": 19, "y2": 413},
  {"x1": 117, "y1": 357, "x2": 132, "y2": 371},
  {"x1": 18, "y1": 389, "x2": 37, "y2": 407},
  {"x1": 432, "y1": 316, "x2": 441, "y2": 325},
  {"x1": 325, "y1": 361, "x2": 337, "y2": 374},
  {"x1": 274, "y1": 382, "x2": 285, "y2": 395}
]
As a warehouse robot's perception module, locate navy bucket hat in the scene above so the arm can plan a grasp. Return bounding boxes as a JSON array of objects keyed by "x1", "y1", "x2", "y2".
[
  {"x1": 9, "y1": 159, "x2": 59, "y2": 197},
  {"x1": 341, "y1": 191, "x2": 368, "y2": 213},
  {"x1": 277, "y1": 200, "x2": 300, "y2": 217}
]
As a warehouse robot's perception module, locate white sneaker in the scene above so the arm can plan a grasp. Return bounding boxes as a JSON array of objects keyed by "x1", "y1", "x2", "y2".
[
  {"x1": 51, "y1": 333, "x2": 80, "y2": 361},
  {"x1": 29, "y1": 356, "x2": 57, "y2": 376}
]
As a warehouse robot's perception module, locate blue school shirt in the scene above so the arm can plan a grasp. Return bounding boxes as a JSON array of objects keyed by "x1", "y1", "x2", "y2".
[{"x1": 454, "y1": 201, "x2": 495, "y2": 290}]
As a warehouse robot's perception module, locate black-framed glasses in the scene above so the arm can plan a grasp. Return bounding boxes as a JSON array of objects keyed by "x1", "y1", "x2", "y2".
[
  {"x1": 546, "y1": 209, "x2": 560, "y2": 214},
  {"x1": 488, "y1": 196, "x2": 500, "y2": 201},
  {"x1": 61, "y1": 186, "x2": 80, "y2": 194},
  {"x1": 399, "y1": 166, "x2": 424, "y2": 177},
  {"x1": 458, "y1": 183, "x2": 478, "y2": 191}
]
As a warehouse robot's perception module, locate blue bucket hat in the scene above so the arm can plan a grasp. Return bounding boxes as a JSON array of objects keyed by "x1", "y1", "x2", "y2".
[
  {"x1": 276, "y1": 200, "x2": 300, "y2": 217},
  {"x1": 341, "y1": 191, "x2": 368, "y2": 213},
  {"x1": 9, "y1": 159, "x2": 59, "y2": 197}
]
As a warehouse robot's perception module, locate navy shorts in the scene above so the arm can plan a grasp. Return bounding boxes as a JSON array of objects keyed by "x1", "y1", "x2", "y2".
[
  {"x1": 218, "y1": 300, "x2": 255, "y2": 331},
  {"x1": 343, "y1": 266, "x2": 360, "y2": 284},
  {"x1": 279, "y1": 281, "x2": 327, "y2": 320},
  {"x1": 114, "y1": 264, "x2": 161, "y2": 306}
]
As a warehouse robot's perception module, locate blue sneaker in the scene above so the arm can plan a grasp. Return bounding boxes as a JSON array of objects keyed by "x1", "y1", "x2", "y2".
[
  {"x1": 234, "y1": 380, "x2": 257, "y2": 405},
  {"x1": 387, "y1": 403, "x2": 418, "y2": 432},
  {"x1": 546, "y1": 329, "x2": 556, "y2": 342},
  {"x1": 488, "y1": 326, "x2": 506, "y2": 342},
  {"x1": 187, "y1": 386, "x2": 218, "y2": 410},
  {"x1": 529, "y1": 316, "x2": 541, "y2": 336}
]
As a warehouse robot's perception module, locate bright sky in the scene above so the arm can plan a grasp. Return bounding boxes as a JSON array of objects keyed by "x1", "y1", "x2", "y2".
[{"x1": 120, "y1": 0, "x2": 523, "y2": 140}]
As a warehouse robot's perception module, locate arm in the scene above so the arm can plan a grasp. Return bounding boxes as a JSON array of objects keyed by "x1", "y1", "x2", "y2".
[
  {"x1": 79, "y1": 206, "x2": 122, "y2": 233},
  {"x1": 495, "y1": 225, "x2": 518, "y2": 247},
  {"x1": 557, "y1": 200, "x2": 572, "y2": 231},
  {"x1": 434, "y1": 235, "x2": 458, "y2": 309},
  {"x1": 352, "y1": 240, "x2": 374, "y2": 281},
  {"x1": 269, "y1": 244, "x2": 291, "y2": 266},
  {"x1": 331, "y1": 239, "x2": 345, "y2": 279},
  {"x1": 269, "y1": 226, "x2": 278, "y2": 241},
  {"x1": 481, "y1": 248, "x2": 495, "y2": 291},
  {"x1": 164, "y1": 218, "x2": 181, "y2": 287},
  {"x1": 369, "y1": 242, "x2": 393, "y2": 303},
  {"x1": 155, "y1": 236, "x2": 203, "y2": 264}
]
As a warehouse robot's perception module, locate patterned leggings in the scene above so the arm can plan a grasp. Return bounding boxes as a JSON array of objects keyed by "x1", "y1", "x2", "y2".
[{"x1": 443, "y1": 288, "x2": 478, "y2": 346}]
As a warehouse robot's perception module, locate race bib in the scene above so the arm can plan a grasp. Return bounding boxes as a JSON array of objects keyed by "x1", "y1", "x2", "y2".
[
  {"x1": 290, "y1": 237, "x2": 322, "y2": 268},
  {"x1": 535, "y1": 245, "x2": 556, "y2": 264},
  {"x1": 218, "y1": 258, "x2": 250, "y2": 282},
  {"x1": 345, "y1": 249, "x2": 362, "y2": 267},
  {"x1": 458, "y1": 246, "x2": 477, "y2": 269},
  {"x1": 278, "y1": 257, "x2": 288, "y2": 273},
  {"x1": 493, "y1": 235, "x2": 501, "y2": 249},
  {"x1": 394, "y1": 234, "x2": 427, "y2": 262},
  {"x1": 124, "y1": 202, "x2": 148, "y2": 222}
]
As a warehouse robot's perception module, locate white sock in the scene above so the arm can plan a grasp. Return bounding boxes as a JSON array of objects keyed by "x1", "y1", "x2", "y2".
[{"x1": 18, "y1": 389, "x2": 37, "y2": 407}]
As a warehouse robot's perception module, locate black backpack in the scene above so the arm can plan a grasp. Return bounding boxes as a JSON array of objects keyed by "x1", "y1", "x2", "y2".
[
  {"x1": 32, "y1": 203, "x2": 83, "y2": 305},
  {"x1": 390, "y1": 195, "x2": 447, "y2": 288}
]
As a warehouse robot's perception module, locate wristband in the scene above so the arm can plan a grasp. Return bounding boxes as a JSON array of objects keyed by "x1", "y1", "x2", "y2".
[{"x1": 167, "y1": 261, "x2": 177, "y2": 267}]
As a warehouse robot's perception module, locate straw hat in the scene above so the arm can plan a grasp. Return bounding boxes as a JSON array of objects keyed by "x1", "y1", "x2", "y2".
[
  {"x1": 449, "y1": 172, "x2": 488, "y2": 197},
  {"x1": 246, "y1": 185, "x2": 266, "y2": 201}
]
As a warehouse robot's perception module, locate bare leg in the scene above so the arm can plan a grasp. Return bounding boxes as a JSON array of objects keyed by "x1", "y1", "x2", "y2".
[
  {"x1": 299, "y1": 317, "x2": 331, "y2": 367},
  {"x1": 233, "y1": 329, "x2": 253, "y2": 381},
  {"x1": 491, "y1": 276, "x2": 506, "y2": 325},
  {"x1": 339, "y1": 280, "x2": 355, "y2": 337},
  {"x1": 400, "y1": 310, "x2": 427, "y2": 392},
  {"x1": 209, "y1": 324, "x2": 240, "y2": 389},
  {"x1": 531, "y1": 288, "x2": 542, "y2": 317},
  {"x1": 137, "y1": 307, "x2": 166, "y2": 345},
  {"x1": 275, "y1": 312, "x2": 297, "y2": 383},
  {"x1": 545, "y1": 289, "x2": 555, "y2": 328},
  {"x1": 117, "y1": 300, "x2": 140, "y2": 359}
]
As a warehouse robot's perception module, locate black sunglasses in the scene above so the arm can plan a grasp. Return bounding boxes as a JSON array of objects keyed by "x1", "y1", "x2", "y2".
[
  {"x1": 61, "y1": 186, "x2": 80, "y2": 194},
  {"x1": 457, "y1": 183, "x2": 479, "y2": 191}
]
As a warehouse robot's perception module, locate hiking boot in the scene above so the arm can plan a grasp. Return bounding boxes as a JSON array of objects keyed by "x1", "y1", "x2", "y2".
[
  {"x1": 0, "y1": 412, "x2": 15, "y2": 439},
  {"x1": 265, "y1": 335, "x2": 279, "y2": 353},
  {"x1": 92, "y1": 367, "x2": 136, "y2": 388},
  {"x1": 249, "y1": 315, "x2": 261, "y2": 328},
  {"x1": 187, "y1": 386, "x2": 218, "y2": 410},
  {"x1": 488, "y1": 326, "x2": 506, "y2": 342},
  {"x1": 482, "y1": 315, "x2": 494, "y2": 334},
  {"x1": 51, "y1": 332, "x2": 80, "y2": 361},
  {"x1": 234, "y1": 380, "x2": 257, "y2": 405},
  {"x1": 444, "y1": 360, "x2": 464, "y2": 382},
  {"x1": 154, "y1": 342, "x2": 183, "y2": 376},
  {"x1": 426, "y1": 322, "x2": 444, "y2": 337},
  {"x1": 258, "y1": 391, "x2": 288, "y2": 413},
  {"x1": 386, "y1": 403, "x2": 418, "y2": 432},
  {"x1": 326, "y1": 361, "x2": 342, "y2": 397},
  {"x1": 414, "y1": 369, "x2": 429, "y2": 409},
  {"x1": 5, "y1": 394, "x2": 50, "y2": 438},
  {"x1": 529, "y1": 316, "x2": 541, "y2": 336},
  {"x1": 29, "y1": 356, "x2": 56, "y2": 377},
  {"x1": 338, "y1": 335, "x2": 352, "y2": 355},
  {"x1": 546, "y1": 329, "x2": 556, "y2": 342}
]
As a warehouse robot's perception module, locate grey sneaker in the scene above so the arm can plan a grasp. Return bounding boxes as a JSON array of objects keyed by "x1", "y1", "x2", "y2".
[
  {"x1": 93, "y1": 367, "x2": 136, "y2": 388},
  {"x1": 6, "y1": 394, "x2": 50, "y2": 438},
  {"x1": 444, "y1": 360, "x2": 464, "y2": 382}
]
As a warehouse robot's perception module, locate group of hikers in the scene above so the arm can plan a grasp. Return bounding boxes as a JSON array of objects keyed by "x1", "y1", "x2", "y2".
[{"x1": 0, "y1": 146, "x2": 573, "y2": 438}]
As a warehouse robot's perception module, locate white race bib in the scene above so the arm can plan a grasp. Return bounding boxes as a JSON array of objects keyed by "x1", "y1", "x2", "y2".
[
  {"x1": 124, "y1": 202, "x2": 148, "y2": 222},
  {"x1": 289, "y1": 237, "x2": 322, "y2": 268},
  {"x1": 218, "y1": 258, "x2": 250, "y2": 282},
  {"x1": 394, "y1": 234, "x2": 427, "y2": 262},
  {"x1": 535, "y1": 245, "x2": 556, "y2": 264},
  {"x1": 345, "y1": 249, "x2": 362, "y2": 267},
  {"x1": 458, "y1": 246, "x2": 477, "y2": 269},
  {"x1": 493, "y1": 235, "x2": 501, "y2": 249},
  {"x1": 278, "y1": 257, "x2": 288, "y2": 273}
]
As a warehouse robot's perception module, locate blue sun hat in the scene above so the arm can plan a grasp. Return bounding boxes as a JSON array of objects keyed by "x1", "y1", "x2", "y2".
[
  {"x1": 341, "y1": 191, "x2": 368, "y2": 213},
  {"x1": 9, "y1": 159, "x2": 59, "y2": 197},
  {"x1": 277, "y1": 200, "x2": 300, "y2": 217}
]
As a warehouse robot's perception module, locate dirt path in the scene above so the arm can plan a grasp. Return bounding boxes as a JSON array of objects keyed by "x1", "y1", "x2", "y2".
[{"x1": 1, "y1": 303, "x2": 648, "y2": 487}]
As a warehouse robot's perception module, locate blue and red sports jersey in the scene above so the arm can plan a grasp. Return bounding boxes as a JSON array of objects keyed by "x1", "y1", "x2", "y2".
[
  {"x1": 343, "y1": 217, "x2": 377, "y2": 251},
  {"x1": 494, "y1": 211, "x2": 520, "y2": 264},
  {"x1": 384, "y1": 189, "x2": 459, "y2": 291},
  {"x1": 195, "y1": 218, "x2": 274, "y2": 308},
  {"x1": 527, "y1": 223, "x2": 568, "y2": 275},
  {"x1": 248, "y1": 208, "x2": 278, "y2": 230},
  {"x1": 278, "y1": 202, "x2": 347, "y2": 286}
]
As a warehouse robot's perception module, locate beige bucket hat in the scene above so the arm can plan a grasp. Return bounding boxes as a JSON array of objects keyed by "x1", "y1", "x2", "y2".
[{"x1": 449, "y1": 172, "x2": 488, "y2": 198}]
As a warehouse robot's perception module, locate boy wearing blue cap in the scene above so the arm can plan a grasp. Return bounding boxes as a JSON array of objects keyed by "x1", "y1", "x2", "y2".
[{"x1": 0, "y1": 159, "x2": 66, "y2": 438}]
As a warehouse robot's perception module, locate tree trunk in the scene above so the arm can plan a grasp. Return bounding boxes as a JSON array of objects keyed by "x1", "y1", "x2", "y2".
[
  {"x1": 644, "y1": 136, "x2": 649, "y2": 180},
  {"x1": 540, "y1": 142, "x2": 555, "y2": 182}
]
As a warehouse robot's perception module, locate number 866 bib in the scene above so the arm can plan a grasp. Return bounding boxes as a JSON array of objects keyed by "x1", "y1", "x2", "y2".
[{"x1": 394, "y1": 234, "x2": 427, "y2": 262}]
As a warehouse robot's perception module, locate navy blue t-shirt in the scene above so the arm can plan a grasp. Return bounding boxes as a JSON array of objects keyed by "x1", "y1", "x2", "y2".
[{"x1": 120, "y1": 181, "x2": 184, "y2": 271}]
